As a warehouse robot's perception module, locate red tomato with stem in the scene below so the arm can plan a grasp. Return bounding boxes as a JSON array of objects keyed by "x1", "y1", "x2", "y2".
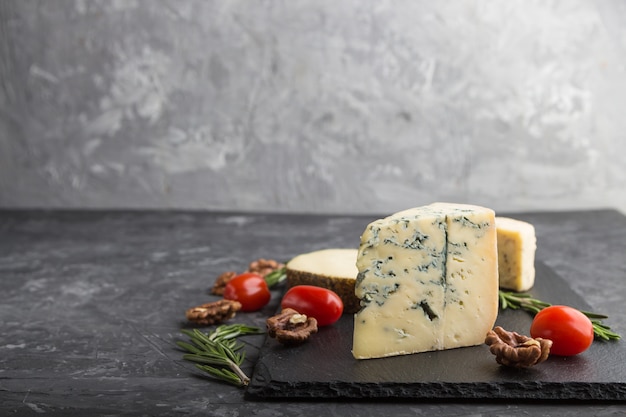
[
  {"x1": 281, "y1": 285, "x2": 343, "y2": 326},
  {"x1": 223, "y1": 272, "x2": 271, "y2": 312},
  {"x1": 530, "y1": 305, "x2": 594, "y2": 356}
]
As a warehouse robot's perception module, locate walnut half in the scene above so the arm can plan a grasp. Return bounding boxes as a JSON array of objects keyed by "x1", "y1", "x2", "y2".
[
  {"x1": 266, "y1": 308, "x2": 318, "y2": 345},
  {"x1": 186, "y1": 299, "x2": 242, "y2": 325},
  {"x1": 485, "y1": 326, "x2": 553, "y2": 368},
  {"x1": 247, "y1": 258, "x2": 285, "y2": 277},
  {"x1": 210, "y1": 271, "x2": 237, "y2": 295}
]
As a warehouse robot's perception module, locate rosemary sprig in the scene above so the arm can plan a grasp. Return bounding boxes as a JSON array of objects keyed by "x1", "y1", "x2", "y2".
[
  {"x1": 177, "y1": 324, "x2": 264, "y2": 387},
  {"x1": 264, "y1": 266, "x2": 287, "y2": 288},
  {"x1": 498, "y1": 290, "x2": 621, "y2": 341}
]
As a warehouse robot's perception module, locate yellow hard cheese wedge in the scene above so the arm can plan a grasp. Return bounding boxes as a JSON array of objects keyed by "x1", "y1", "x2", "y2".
[
  {"x1": 353, "y1": 202, "x2": 499, "y2": 359},
  {"x1": 286, "y1": 248, "x2": 360, "y2": 314},
  {"x1": 496, "y1": 216, "x2": 536, "y2": 292}
]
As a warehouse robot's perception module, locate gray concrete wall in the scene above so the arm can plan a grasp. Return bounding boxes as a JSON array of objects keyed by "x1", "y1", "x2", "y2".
[{"x1": 1, "y1": 0, "x2": 625, "y2": 214}]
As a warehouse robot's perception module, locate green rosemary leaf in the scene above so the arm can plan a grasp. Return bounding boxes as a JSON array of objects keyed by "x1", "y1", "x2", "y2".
[
  {"x1": 210, "y1": 324, "x2": 265, "y2": 342},
  {"x1": 264, "y1": 266, "x2": 287, "y2": 287},
  {"x1": 182, "y1": 353, "x2": 231, "y2": 367},
  {"x1": 580, "y1": 311, "x2": 609, "y2": 320},
  {"x1": 195, "y1": 364, "x2": 244, "y2": 387},
  {"x1": 176, "y1": 340, "x2": 204, "y2": 355},
  {"x1": 192, "y1": 328, "x2": 215, "y2": 346}
]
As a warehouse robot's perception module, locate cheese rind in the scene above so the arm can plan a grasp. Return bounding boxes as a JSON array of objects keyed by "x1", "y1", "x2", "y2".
[
  {"x1": 352, "y1": 202, "x2": 499, "y2": 359},
  {"x1": 496, "y1": 217, "x2": 536, "y2": 292}
]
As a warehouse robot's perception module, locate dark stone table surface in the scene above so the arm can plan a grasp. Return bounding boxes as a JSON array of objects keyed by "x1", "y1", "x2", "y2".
[{"x1": 1, "y1": 208, "x2": 625, "y2": 416}]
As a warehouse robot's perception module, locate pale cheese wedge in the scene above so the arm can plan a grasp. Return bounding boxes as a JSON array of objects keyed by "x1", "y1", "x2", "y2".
[
  {"x1": 496, "y1": 216, "x2": 536, "y2": 292},
  {"x1": 286, "y1": 248, "x2": 360, "y2": 313},
  {"x1": 353, "y1": 202, "x2": 499, "y2": 359}
]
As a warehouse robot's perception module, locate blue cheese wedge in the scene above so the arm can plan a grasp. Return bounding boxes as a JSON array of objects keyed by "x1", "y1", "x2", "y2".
[
  {"x1": 496, "y1": 217, "x2": 536, "y2": 292},
  {"x1": 352, "y1": 202, "x2": 499, "y2": 359}
]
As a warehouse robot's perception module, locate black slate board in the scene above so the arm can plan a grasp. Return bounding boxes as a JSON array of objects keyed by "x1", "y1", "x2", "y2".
[{"x1": 246, "y1": 262, "x2": 626, "y2": 401}]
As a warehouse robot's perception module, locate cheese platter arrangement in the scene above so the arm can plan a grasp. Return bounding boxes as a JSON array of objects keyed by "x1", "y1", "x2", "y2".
[
  {"x1": 178, "y1": 203, "x2": 625, "y2": 402},
  {"x1": 246, "y1": 261, "x2": 626, "y2": 401}
]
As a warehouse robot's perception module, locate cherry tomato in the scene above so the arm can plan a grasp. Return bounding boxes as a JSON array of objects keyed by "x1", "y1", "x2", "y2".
[
  {"x1": 223, "y1": 272, "x2": 271, "y2": 312},
  {"x1": 281, "y1": 285, "x2": 343, "y2": 326},
  {"x1": 530, "y1": 305, "x2": 594, "y2": 356}
]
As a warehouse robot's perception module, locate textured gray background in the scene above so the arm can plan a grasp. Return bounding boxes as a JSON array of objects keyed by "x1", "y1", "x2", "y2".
[{"x1": 1, "y1": 0, "x2": 626, "y2": 214}]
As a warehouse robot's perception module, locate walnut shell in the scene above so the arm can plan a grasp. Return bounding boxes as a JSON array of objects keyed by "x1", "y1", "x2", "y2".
[
  {"x1": 485, "y1": 326, "x2": 552, "y2": 368},
  {"x1": 266, "y1": 308, "x2": 318, "y2": 345}
]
